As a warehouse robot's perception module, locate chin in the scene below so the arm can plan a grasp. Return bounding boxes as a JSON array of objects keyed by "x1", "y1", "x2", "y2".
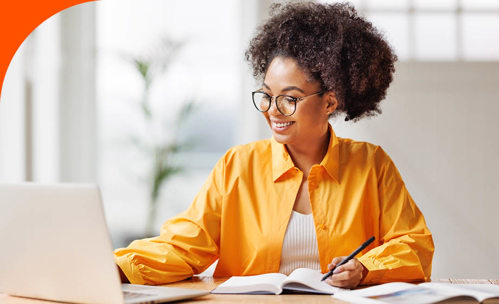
[{"x1": 272, "y1": 132, "x2": 292, "y2": 145}]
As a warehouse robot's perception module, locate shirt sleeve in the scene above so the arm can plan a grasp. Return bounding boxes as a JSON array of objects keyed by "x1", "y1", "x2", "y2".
[
  {"x1": 113, "y1": 155, "x2": 225, "y2": 285},
  {"x1": 358, "y1": 147, "x2": 435, "y2": 285}
]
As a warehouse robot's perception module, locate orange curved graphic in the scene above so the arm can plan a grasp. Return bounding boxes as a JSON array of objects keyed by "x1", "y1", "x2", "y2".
[{"x1": 0, "y1": 0, "x2": 98, "y2": 99}]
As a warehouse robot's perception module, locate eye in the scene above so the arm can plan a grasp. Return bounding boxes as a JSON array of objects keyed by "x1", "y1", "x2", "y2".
[
  {"x1": 261, "y1": 93, "x2": 272, "y2": 100},
  {"x1": 282, "y1": 95, "x2": 296, "y2": 103}
]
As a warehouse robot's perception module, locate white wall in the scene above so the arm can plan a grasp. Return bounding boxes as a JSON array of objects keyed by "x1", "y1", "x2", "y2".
[
  {"x1": 328, "y1": 62, "x2": 499, "y2": 279},
  {"x1": 59, "y1": 3, "x2": 97, "y2": 182}
]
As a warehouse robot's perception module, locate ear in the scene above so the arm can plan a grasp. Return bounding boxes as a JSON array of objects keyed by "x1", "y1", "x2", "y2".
[{"x1": 324, "y1": 91, "x2": 338, "y2": 115}]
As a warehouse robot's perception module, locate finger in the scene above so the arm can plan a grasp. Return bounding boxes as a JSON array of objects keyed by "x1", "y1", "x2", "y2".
[
  {"x1": 327, "y1": 270, "x2": 362, "y2": 288},
  {"x1": 327, "y1": 262, "x2": 364, "y2": 288},
  {"x1": 326, "y1": 273, "x2": 352, "y2": 288},
  {"x1": 328, "y1": 256, "x2": 345, "y2": 269},
  {"x1": 325, "y1": 277, "x2": 342, "y2": 287},
  {"x1": 336, "y1": 260, "x2": 358, "y2": 272},
  {"x1": 329, "y1": 269, "x2": 353, "y2": 282},
  {"x1": 335, "y1": 258, "x2": 364, "y2": 277}
]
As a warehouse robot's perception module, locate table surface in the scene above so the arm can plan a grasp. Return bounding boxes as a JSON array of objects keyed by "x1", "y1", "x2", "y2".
[{"x1": 1, "y1": 277, "x2": 498, "y2": 304}]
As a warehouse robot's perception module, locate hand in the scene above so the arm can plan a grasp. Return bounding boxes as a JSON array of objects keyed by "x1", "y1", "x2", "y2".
[{"x1": 324, "y1": 257, "x2": 365, "y2": 288}]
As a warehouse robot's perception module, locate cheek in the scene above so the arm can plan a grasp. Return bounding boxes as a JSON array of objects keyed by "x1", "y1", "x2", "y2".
[
  {"x1": 298, "y1": 104, "x2": 325, "y2": 123},
  {"x1": 263, "y1": 112, "x2": 271, "y2": 122}
]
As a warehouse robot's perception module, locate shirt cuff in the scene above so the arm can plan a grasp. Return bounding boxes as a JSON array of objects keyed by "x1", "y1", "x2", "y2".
[
  {"x1": 358, "y1": 256, "x2": 386, "y2": 285},
  {"x1": 114, "y1": 251, "x2": 146, "y2": 285}
]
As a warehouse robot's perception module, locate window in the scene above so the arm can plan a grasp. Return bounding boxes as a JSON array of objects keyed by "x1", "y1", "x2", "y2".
[
  {"x1": 321, "y1": 0, "x2": 499, "y2": 61},
  {"x1": 97, "y1": 0, "x2": 245, "y2": 246}
]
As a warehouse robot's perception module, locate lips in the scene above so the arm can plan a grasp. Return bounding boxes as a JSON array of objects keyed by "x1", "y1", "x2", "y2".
[
  {"x1": 274, "y1": 121, "x2": 293, "y2": 127},
  {"x1": 271, "y1": 120, "x2": 295, "y2": 129}
]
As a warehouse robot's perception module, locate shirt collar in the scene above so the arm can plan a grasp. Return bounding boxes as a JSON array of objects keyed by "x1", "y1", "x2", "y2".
[{"x1": 271, "y1": 124, "x2": 340, "y2": 183}]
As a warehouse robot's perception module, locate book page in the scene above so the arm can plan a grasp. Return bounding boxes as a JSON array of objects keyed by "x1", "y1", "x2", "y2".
[
  {"x1": 211, "y1": 273, "x2": 287, "y2": 294},
  {"x1": 282, "y1": 268, "x2": 344, "y2": 294},
  {"x1": 421, "y1": 283, "x2": 499, "y2": 303},
  {"x1": 337, "y1": 282, "x2": 418, "y2": 297},
  {"x1": 333, "y1": 282, "x2": 478, "y2": 304}
]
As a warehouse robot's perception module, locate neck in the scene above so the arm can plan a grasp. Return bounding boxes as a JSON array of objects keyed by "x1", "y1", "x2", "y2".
[{"x1": 286, "y1": 128, "x2": 330, "y2": 175}]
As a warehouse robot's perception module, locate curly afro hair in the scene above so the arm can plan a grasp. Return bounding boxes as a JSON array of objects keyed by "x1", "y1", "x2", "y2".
[{"x1": 245, "y1": 2, "x2": 397, "y2": 121}]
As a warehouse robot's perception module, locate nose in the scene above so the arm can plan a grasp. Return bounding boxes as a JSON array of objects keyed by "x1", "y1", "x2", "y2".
[{"x1": 267, "y1": 96, "x2": 280, "y2": 115}]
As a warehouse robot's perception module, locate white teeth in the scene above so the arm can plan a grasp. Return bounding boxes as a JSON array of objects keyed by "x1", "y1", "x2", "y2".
[{"x1": 273, "y1": 121, "x2": 293, "y2": 128}]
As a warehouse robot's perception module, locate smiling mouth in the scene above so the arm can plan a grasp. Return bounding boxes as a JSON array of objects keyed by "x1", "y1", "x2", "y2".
[{"x1": 272, "y1": 121, "x2": 295, "y2": 128}]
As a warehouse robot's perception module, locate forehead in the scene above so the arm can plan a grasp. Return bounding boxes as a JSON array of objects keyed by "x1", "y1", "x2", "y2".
[{"x1": 264, "y1": 57, "x2": 317, "y2": 90}]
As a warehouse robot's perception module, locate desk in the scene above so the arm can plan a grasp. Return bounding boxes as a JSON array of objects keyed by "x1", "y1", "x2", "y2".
[
  {"x1": 167, "y1": 276, "x2": 347, "y2": 303},
  {"x1": 167, "y1": 277, "x2": 499, "y2": 303},
  {"x1": 1, "y1": 277, "x2": 498, "y2": 303}
]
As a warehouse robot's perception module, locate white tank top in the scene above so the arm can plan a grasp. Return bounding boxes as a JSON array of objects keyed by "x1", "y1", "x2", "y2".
[{"x1": 278, "y1": 211, "x2": 321, "y2": 275}]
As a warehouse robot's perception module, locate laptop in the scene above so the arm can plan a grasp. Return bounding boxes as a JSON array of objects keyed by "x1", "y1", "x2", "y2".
[{"x1": 0, "y1": 183, "x2": 209, "y2": 304}]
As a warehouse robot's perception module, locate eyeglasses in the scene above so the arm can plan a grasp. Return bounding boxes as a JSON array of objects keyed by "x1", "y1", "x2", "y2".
[{"x1": 251, "y1": 90, "x2": 323, "y2": 116}]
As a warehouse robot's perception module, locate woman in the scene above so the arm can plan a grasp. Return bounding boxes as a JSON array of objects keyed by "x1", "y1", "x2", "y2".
[{"x1": 115, "y1": 2, "x2": 434, "y2": 289}]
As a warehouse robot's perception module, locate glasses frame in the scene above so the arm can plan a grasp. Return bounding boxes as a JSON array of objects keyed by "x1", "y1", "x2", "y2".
[{"x1": 251, "y1": 90, "x2": 323, "y2": 116}]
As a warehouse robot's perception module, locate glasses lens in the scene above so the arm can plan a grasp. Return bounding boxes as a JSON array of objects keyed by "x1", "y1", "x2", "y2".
[
  {"x1": 276, "y1": 95, "x2": 296, "y2": 116},
  {"x1": 253, "y1": 92, "x2": 271, "y2": 112}
]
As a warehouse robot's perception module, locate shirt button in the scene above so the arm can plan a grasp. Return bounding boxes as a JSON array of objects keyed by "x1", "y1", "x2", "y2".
[{"x1": 320, "y1": 224, "x2": 327, "y2": 230}]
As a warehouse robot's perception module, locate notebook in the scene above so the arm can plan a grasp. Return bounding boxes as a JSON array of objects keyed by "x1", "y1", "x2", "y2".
[
  {"x1": 0, "y1": 183, "x2": 209, "y2": 304},
  {"x1": 211, "y1": 268, "x2": 344, "y2": 295}
]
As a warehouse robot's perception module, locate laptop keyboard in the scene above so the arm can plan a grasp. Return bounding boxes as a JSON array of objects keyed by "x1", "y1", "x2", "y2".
[{"x1": 123, "y1": 290, "x2": 157, "y2": 300}]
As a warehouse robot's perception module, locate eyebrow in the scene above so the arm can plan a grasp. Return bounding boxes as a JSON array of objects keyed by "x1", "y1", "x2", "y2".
[{"x1": 262, "y1": 83, "x2": 305, "y2": 94}]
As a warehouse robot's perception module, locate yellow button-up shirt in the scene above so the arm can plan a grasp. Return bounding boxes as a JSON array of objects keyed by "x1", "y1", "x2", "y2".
[{"x1": 114, "y1": 125, "x2": 434, "y2": 285}]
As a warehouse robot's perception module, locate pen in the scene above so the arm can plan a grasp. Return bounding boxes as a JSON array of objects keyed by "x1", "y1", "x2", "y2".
[{"x1": 321, "y1": 236, "x2": 375, "y2": 281}]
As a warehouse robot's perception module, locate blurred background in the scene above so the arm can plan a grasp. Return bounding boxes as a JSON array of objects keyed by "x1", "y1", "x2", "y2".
[{"x1": 1, "y1": 0, "x2": 498, "y2": 279}]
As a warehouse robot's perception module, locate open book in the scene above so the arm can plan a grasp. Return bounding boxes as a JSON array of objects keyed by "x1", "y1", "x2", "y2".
[
  {"x1": 332, "y1": 282, "x2": 499, "y2": 304},
  {"x1": 211, "y1": 268, "x2": 345, "y2": 295}
]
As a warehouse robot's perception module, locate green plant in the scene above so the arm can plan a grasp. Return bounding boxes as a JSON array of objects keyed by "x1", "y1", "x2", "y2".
[{"x1": 126, "y1": 37, "x2": 196, "y2": 236}]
